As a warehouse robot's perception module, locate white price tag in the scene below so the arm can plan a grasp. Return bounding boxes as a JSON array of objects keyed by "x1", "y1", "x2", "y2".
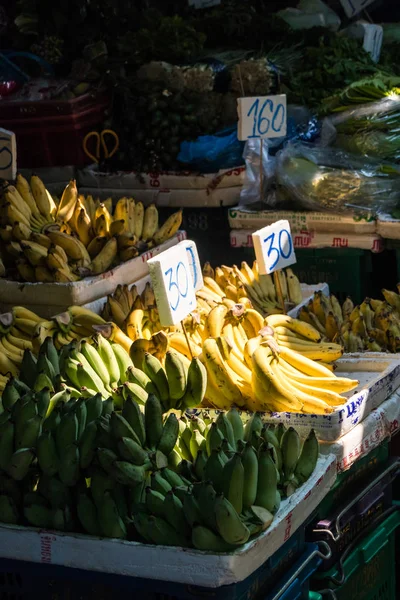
[
  {"x1": 148, "y1": 245, "x2": 196, "y2": 326},
  {"x1": 179, "y1": 240, "x2": 204, "y2": 292},
  {"x1": 340, "y1": 0, "x2": 376, "y2": 18},
  {"x1": 363, "y1": 24, "x2": 383, "y2": 62},
  {"x1": 237, "y1": 95, "x2": 287, "y2": 141},
  {"x1": 0, "y1": 128, "x2": 16, "y2": 181},
  {"x1": 252, "y1": 220, "x2": 296, "y2": 275}
]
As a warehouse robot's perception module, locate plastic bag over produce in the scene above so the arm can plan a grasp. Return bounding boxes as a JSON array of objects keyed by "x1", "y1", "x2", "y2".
[
  {"x1": 275, "y1": 142, "x2": 400, "y2": 214},
  {"x1": 322, "y1": 95, "x2": 400, "y2": 161}
]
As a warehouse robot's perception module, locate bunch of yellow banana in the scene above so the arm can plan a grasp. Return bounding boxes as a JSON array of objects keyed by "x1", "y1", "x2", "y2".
[
  {"x1": 299, "y1": 287, "x2": 400, "y2": 353},
  {"x1": 201, "y1": 262, "x2": 303, "y2": 315},
  {"x1": 198, "y1": 313, "x2": 354, "y2": 414},
  {"x1": 0, "y1": 306, "x2": 44, "y2": 378},
  {"x1": 0, "y1": 175, "x2": 183, "y2": 282}
]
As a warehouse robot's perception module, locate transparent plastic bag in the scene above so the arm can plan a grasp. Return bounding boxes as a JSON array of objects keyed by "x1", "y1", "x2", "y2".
[
  {"x1": 277, "y1": 0, "x2": 340, "y2": 31},
  {"x1": 322, "y1": 96, "x2": 400, "y2": 161},
  {"x1": 275, "y1": 142, "x2": 400, "y2": 214}
]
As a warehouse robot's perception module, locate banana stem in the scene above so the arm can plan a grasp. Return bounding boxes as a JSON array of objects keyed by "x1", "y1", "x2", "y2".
[
  {"x1": 273, "y1": 270, "x2": 286, "y2": 315},
  {"x1": 181, "y1": 321, "x2": 194, "y2": 360}
]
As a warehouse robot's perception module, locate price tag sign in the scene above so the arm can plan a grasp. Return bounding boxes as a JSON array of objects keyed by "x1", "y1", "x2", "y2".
[
  {"x1": 363, "y1": 24, "x2": 383, "y2": 62},
  {"x1": 179, "y1": 240, "x2": 204, "y2": 292},
  {"x1": 252, "y1": 220, "x2": 296, "y2": 275},
  {"x1": 339, "y1": 0, "x2": 376, "y2": 18},
  {"x1": 0, "y1": 128, "x2": 16, "y2": 181},
  {"x1": 237, "y1": 95, "x2": 287, "y2": 141},
  {"x1": 148, "y1": 245, "x2": 197, "y2": 326}
]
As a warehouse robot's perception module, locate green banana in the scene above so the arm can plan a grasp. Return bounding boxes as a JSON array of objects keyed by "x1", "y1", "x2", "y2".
[
  {"x1": 19, "y1": 351, "x2": 38, "y2": 388},
  {"x1": 165, "y1": 350, "x2": 187, "y2": 406},
  {"x1": 241, "y1": 442, "x2": 258, "y2": 510},
  {"x1": 194, "y1": 481, "x2": 218, "y2": 532},
  {"x1": 42, "y1": 336, "x2": 60, "y2": 376},
  {"x1": 76, "y1": 362, "x2": 108, "y2": 397},
  {"x1": 0, "y1": 420, "x2": 15, "y2": 471},
  {"x1": 85, "y1": 393, "x2": 103, "y2": 424},
  {"x1": 216, "y1": 412, "x2": 236, "y2": 450},
  {"x1": 36, "y1": 387, "x2": 51, "y2": 418},
  {"x1": 145, "y1": 487, "x2": 165, "y2": 516},
  {"x1": 194, "y1": 449, "x2": 207, "y2": 480},
  {"x1": 110, "y1": 412, "x2": 142, "y2": 445},
  {"x1": 192, "y1": 525, "x2": 234, "y2": 552},
  {"x1": 98, "y1": 491, "x2": 127, "y2": 539},
  {"x1": 94, "y1": 334, "x2": 121, "y2": 386},
  {"x1": 244, "y1": 413, "x2": 263, "y2": 442},
  {"x1": 0, "y1": 494, "x2": 19, "y2": 524},
  {"x1": 2, "y1": 378, "x2": 20, "y2": 411},
  {"x1": 160, "y1": 467, "x2": 187, "y2": 489},
  {"x1": 37, "y1": 431, "x2": 59, "y2": 476},
  {"x1": 222, "y1": 453, "x2": 244, "y2": 515},
  {"x1": 226, "y1": 408, "x2": 244, "y2": 444},
  {"x1": 206, "y1": 422, "x2": 224, "y2": 456},
  {"x1": 145, "y1": 514, "x2": 187, "y2": 547},
  {"x1": 122, "y1": 381, "x2": 149, "y2": 405},
  {"x1": 97, "y1": 448, "x2": 118, "y2": 474},
  {"x1": 113, "y1": 461, "x2": 146, "y2": 486},
  {"x1": 189, "y1": 429, "x2": 206, "y2": 461},
  {"x1": 77, "y1": 492, "x2": 101, "y2": 535},
  {"x1": 79, "y1": 421, "x2": 98, "y2": 469},
  {"x1": 142, "y1": 353, "x2": 169, "y2": 406},
  {"x1": 59, "y1": 443, "x2": 80, "y2": 486},
  {"x1": 255, "y1": 445, "x2": 278, "y2": 513},
  {"x1": 214, "y1": 494, "x2": 250, "y2": 545},
  {"x1": 294, "y1": 429, "x2": 319, "y2": 485},
  {"x1": 24, "y1": 503, "x2": 53, "y2": 528},
  {"x1": 183, "y1": 490, "x2": 203, "y2": 527},
  {"x1": 34, "y1": 372, "x2": 54, "y2": 393},
  {"x1": 36, "y1": 352, "x2": 56, "y2": 382},
  {"x1": 126, "y1": 366, "x2": 158, "y2": 395},
  {"x1": 55, "y1": 412, "x2": 78, "y2": 455},
  {"x1": 118, "y1": 437, "x2": 148, "y2": 465},
  {"x1": 281, "y1": 427, "x2": 301, "y2": 482},
  {"x1": 203, "y1": 449, "x2": 225, "y2": 492},
  {"x1": 16, "y1": 414, "x2": 42, "y2": 450},
  {"x1": 111, "y1": 342, "x2": 133, "y2": 383},
  {"x1": 145, "y1": 394, "x2": 163, "y2": 450},
  {"x1": 7, "y1": 448, "x2": 35, "y2": 481},
  {"x1": 79, "y1": 340, "x2": 111, "y2": 387},
  {"x1": 122, "y1": 397, "x2": 146, "y2": 446},
  {"x1": 180, "y1": 358, "x2": 207, "y2": 409},
  {"x1": 151, "y1": 471, "x2": 172, "y2": 496},
  {"x1": 157, "y1": 413, "x2": 179, "y2": 456}
]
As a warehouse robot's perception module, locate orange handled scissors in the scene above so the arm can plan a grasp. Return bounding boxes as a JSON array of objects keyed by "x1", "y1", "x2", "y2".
[{"x1": 82, "y1": 129, "x2": 119, "y2": 164}]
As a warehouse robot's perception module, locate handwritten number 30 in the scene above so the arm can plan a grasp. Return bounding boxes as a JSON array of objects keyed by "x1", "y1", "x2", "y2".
[
  {"x1": 264, "y1": 230, "x2": 292, "y2": 271},
  {"x1": 166, "y1": 262, "x2": 189, "y2": 311}
]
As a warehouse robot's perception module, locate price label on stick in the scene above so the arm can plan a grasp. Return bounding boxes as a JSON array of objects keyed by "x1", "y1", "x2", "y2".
[
  {"x1": 148, "y1": 245, "x2": 197, "y2": 327},
  {"x1": 0, "y1": 128, "x2": 16, "y2": 181},
  {"x1": 339, "y1": 0, "x2": 376, "y2": 18},
  {"x1": 237, "y1": 95, "x2": 287, "y2": 141},
  {"x1": 252, "y1": 220, "x2": 296, "y2": 275},
  {"x1": 178, "y1": 240, "x2": 204, "y2": 292}
]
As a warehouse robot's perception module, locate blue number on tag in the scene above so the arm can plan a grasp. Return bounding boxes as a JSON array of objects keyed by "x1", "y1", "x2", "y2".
[
  {"x1": 186, "y1": 246, "x2": 197, "y2": 289},
  {"x1": 166, "y1": 262, "x2": 189, "y2": 311},
  {"x1": 264, "y1": 229, "x2": 293, "y2": 270},
  {"x1": 246, "y1": 99, "x2": 285, "y2": 139},
  {"x1": 248, "y1": 99, "x2": 260, "y2": 139},
  {"x1": 258, "y1": 99, "x2": 272, "y2": 136},
  {"x1": 272, "y1": 104, "x2": 285, "y2": 133},
  {"x1": 264, "y1": 233, "x2": 280, "y2": 271}
]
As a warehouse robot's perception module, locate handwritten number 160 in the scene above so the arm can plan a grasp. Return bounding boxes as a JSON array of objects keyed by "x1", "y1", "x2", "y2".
[
  {"x1": 264, "y1": 229, "x2": 292, "y2": 271},
  {"x1": 165, "y1": 262, "x2": 189, "y2": 311},
  {"x1": 247, "y1": 99, "x2": 285, "y2": 139}
]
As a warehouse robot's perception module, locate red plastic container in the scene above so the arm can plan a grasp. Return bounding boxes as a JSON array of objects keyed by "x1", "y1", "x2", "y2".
[{"x1": 0, "y1": 92, "x2": 110, "y2": 167}]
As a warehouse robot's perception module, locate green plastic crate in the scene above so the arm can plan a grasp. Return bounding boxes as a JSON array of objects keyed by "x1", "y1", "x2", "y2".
[
  {"x1": 317, "y1": 442, "x2": 389, "y2": 516},
  {"x1": 291, "y1": 248, "x2": 373, "y2": 304},
  {"x1": 313, "y1": 505, "x2": 400, "y2": 600}
]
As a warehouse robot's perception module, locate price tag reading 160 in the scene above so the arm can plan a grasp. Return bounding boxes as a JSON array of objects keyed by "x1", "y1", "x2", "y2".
[
  {"x1": 237, "y1": 95, "x2": 287, "y2": 141},
  {"x1": 252, "y1": 220, "x2": 296, "y2": 275},
  {"x1": 148, "y1": 245, "x2": 197, "y2": 326}
]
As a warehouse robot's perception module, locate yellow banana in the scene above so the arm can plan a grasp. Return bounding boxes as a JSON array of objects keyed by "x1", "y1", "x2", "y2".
[
  {"x1": 16, "y1": 173, "x2": 41, "y2": 217},
  {"x1": 89, "y1": 237, "x2": 117, "y2": 275},
  {"x1": 142, "y1": 204, "x2": 159, "y2": 241},
  {"x1": 76, "y1": 207, "x2": 93, "y2": 247},
  {"x1": 278, "y1": 346, "x2": 336, "y2": 378},
  {"x1": 153, "y1": 210, "x2": 182, "y2": 245},
  {"x1": 56, "y1": 180, "x2": 78, "y2": 222},
  {"x1": 265, "y1": 314, "x2": 322, "y2": 342},
  {"x1": 46, "y1": 229, "x2": 91, "y2": 265},
  {"x1": 30, "y1": 175, "x2": 56, "y2": 219}
]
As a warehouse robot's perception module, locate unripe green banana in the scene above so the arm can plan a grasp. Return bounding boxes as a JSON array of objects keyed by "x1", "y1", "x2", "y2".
[
  {"x1": 36, "y1": 353, "x2": 56, "y2": 383},
  {"x1": 0, "y1": 420, "x2": 15, "y2": 471},
  {"x1": 160, "y1": 467, "x2": 187, "y2": 489},
  {"x1": 189, "y1": 429, "x2": 206, "y2": 461},
  {"x1": 34, "y1": 372, "x2": 54, "y2": 393},
  {"x1": 19, "y1": 350, "x2": 38, "y2": 388},
  {"x1": 145, "y1": 394, "x2": 163, "y2": 450},
  {"x1": 7, "y1": 448, "x2": 35, "y2": 480},
  {"x1": 194, "y1": 449, "x2": 207, "y2": 480},
  {"x1": 244, "y1": 413, "x2": 263, "y2": 442},
  {"x1": 122, "y1": 381, "x2": 149, "y2": 405},
  {"x1": 98, "y1": 491, "x2": 127, "y2": 539},
  {"x1": 214, "y1": 494, "x2": 250, "y2": 545},
  {"x1": 216, "y1": 413, "x2": 236, "y2": 450},
  {"x1": 180, "y1": 357, "x2": 207, "y2": 409},
  {"x1": 38, "y1": 475, "x2": 71, "y2": 509},
  {"x1": 79, "y1": 421, "x2": 98, "y2": 469},
  {"x1": 2, "y1": 378, "x2": 20, "y2": 411},
  {"x1": 94, "y1": 334, "x2": 121, "y2": 386},
  {"x1": 122, "y1": 397, "x2": 146, "y2": 446},
  {"x1": 226, "y1": 408, "x2": 244, "y2": 444},
  {"x1": 281, "y1": 427, "x2": 301, "y2": 482},
  {"x1": 294, "y1": 429, "x2": 319, "y2": 484},
  {"x1": 42, "y1": 405, "x2": 62, "y2": 433},
  {"x1": 79, "y1": 340, "x2": 111, "y2": 387},
  {"x1": 146, "y1": 514, "x2": 187, "y2": 547},
  {"x1": 165, "y1": 350, "x2": 187, "y2": 406},
  {"x1": 85, "y1": 393, "x2": 103, "y2": 424},
  {"x1": 145, "y1": 487, "x2": 165, "y2": 517},
  {"x1": 36, "y1": 387, "x2": 51, "y2": 419},
  {"x1": 45, "y1": 388, "x2": 70, "y2": 419},
  {"x1": 241, "y1": 442, "x2": 258, "y2": 510},
  {"x1": 64, "y1": 358, "x2": 81, "y2": 389},
  {"x1": 102, "y1": 397, "x2": 114, "y2": 416},
  {"x1": 203, "y1": 449, "x2": 225, "y2": 492},
  {"x1": 76, "y1": 493, "x2": 101, "y2": 536},
  {"x1": 118, "y1": 437, "x2": 148, "y2": 465},
  {"x1": 151, "y1": 471, "x2": 172, "y2": 496},
  {"x1": 126, "y1": 366, "x2": 158, "y2": 395},
  {"x1": 113, "y1": 461, "x2": 146, "y2": 486},
  {"x1": 275, "y1": 423, "x2": 286, "y2": 444},
  {"x1": 206, "y1": 422, "x2": 224, "y2": 456},
  {"x1": 59, "y1": 443, "x2": 80, "y2": 486},
  {"x1": 111, "y1": 342, "x2": 133, "y2": 383},
  {"x1": 37, "y1": 431, "x2": 59, "y2": 476},
  {"x1": 142, "y1": 353, "x2": 169, "y2": 406},
  {"x1": 55, "y1": 412, "x2": 78, "y2": 455},
  {"x1": 16, "y1": 414, "x2": 42, "y2": 449},
  {"x1": 97, "y1": 448, "x2": 118, "y2": 474},
  {"x1": 76, "y1": 362, "x2": 108, "y2": 398},
  {"x1": 183, "y1": 491, "x2": 203, "y2": 527},
  {"x1": 192, "y1": 525, "x2": 235, "y2": 552},
  {"x1": 168, "y1": 448, "x2": 182, "y2": 471},
  {"x1": 41, "y1": 336, "x2": 60, "y2": 376},
  {"x1": 24, "y1": 503, "x2": 53, "y2": 528},
  {"x1": 0, "y1": 494, "x2": 19, "y2": 524},
  {"x1": 110, "y1": 412, "x2": 141, "y2": 445},
  {"x1": 134, "y1": 511, "x2": 153, "y2": 542},
  {"x1": 255, "y1": 445, "x2": 278, "y2": 513},
  {"x1": 13, "y1": 397, "x2": 37, "y2": 438},
  {"x1": 222, "y1": 453, "x2": 244, "y2": 515},
  {"x1": 163, "y1": 490, "x2": 190, "y2": 537},
  {"x1": 111, "y1": 484, "x2": 129, "y2": 521},
  {"x1": 157, "y1": 413, "x2": 179, "y2": 456},
  {"x1": 90, "y1": 468, "x2": 114, "y2": 509},
  {"x1": 194, "y1": 481, "x2": 218, "y2": 532}
]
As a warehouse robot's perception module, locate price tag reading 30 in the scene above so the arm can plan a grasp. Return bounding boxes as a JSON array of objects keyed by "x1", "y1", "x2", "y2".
[
  {"x1": 148, "y1": 245, "x2": 196, "y2": 326},
  {"x1": 252, "y1": 220, "x2": 296, "y2": 275},
  {"x1": 237, "y1": 95, "x2": 287, "y2": 141}
]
